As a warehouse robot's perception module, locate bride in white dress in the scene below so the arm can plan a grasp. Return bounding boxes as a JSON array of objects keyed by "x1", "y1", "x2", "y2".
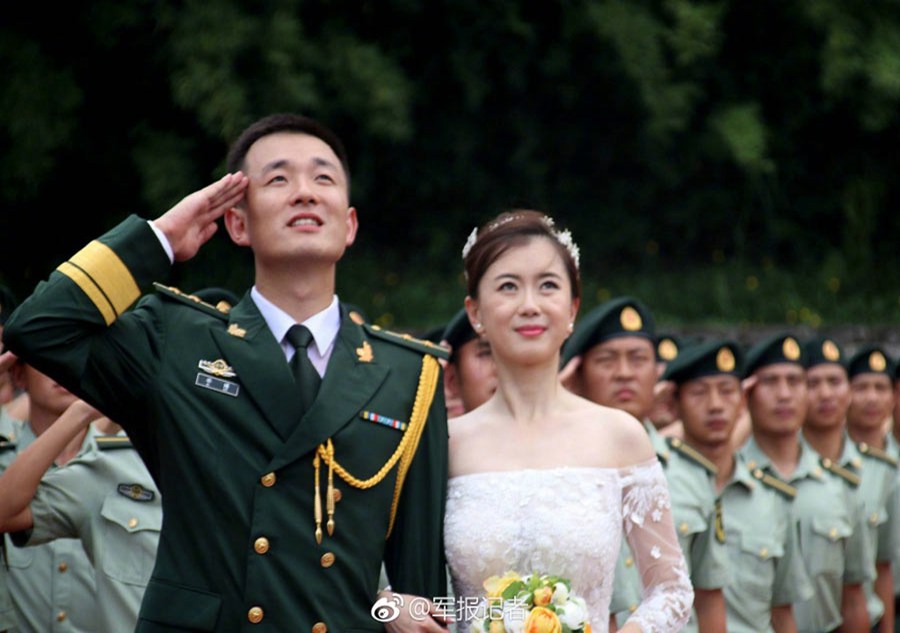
[{"x1": 443, "y1": 211, "x2": 693, "y2": 633}]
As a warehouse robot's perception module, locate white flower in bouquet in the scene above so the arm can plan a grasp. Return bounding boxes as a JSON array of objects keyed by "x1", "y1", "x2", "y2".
[
  {"x1": 557, "y1": 595, "x2": 589, "y2": 631},
  {"x1": 551, "y1": 582, "x2": 569, "y2": 605}
]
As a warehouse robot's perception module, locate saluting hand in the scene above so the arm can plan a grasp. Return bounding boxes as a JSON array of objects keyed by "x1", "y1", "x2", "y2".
[{"x1": 152, "y1": 172, "x2": 249, "y2": 262}]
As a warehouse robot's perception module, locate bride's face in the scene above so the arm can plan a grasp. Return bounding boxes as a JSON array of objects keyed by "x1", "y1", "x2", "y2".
[{"x1": 465, "y1": 236, "x2": 579, "y2": 367}]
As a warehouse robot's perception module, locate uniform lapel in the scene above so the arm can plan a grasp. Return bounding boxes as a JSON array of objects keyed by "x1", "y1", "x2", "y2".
[
  {"x1": 271, "y1": 308, "x2": 389, "y2": 469},
  {"x1": 210, "y1": 294, "x2": 298, "y2": 438}
]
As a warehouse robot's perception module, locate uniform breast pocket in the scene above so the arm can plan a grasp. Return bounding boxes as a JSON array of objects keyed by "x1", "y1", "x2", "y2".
[
  {"x1": 732, "y1": 531, "x2": 782, "y2": 602},
  {"x1": 674, "y1": 507, "x2": 708, "y2": 563},
  {"x1": 100, "y1": 492, "x2": 162, "y2": 586},
  {"x1": 4, "y1": 535, "x2": 34, "y2": 570},
  {"x1": 807, "y1": 515, "x2": 851, "y2": 577}
]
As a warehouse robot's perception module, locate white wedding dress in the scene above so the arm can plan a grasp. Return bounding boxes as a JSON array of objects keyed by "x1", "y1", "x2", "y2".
[{"x1": 444, "y1": 459, "x2": 693, "y2": 632}]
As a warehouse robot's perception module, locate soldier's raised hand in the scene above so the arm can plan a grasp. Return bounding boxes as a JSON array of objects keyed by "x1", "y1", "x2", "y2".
[{"x1": 153, "y1": 172, "x2": 249, "y2": 262}]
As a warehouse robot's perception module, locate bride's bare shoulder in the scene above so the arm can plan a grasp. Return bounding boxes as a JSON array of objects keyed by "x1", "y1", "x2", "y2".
[{"x1": 570, "y1": 397, "x2": 656, "y2": 463}]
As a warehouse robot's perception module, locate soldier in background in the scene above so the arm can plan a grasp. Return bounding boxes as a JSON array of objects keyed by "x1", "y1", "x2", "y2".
[
  {"x1": 665, "y1": 339, "x2": 811, "y2": 632},
  {"x1": 739, "y1": 333, "x2": 873, "y2": 633},
  {"x1": 563, "y1": 297, "x2": 728, "y2": 633},
  {"x1": 845, "y1": 344, "x2": 898, "y2": 632}
]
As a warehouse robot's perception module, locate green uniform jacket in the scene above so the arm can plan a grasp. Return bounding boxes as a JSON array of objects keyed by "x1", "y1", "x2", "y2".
[{"x1": 5, "y1": 216, "x2": 449, "y2": 633}]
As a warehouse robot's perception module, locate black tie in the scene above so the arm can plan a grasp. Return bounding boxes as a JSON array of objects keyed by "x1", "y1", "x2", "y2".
[{"x1": 286, "y1": 324, "x2": 321, "y2": 414}]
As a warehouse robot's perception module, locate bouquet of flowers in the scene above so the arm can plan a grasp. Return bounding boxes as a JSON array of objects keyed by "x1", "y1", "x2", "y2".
[{"x1": 468, "y1": 571, "x2": 591, "y2": 633}]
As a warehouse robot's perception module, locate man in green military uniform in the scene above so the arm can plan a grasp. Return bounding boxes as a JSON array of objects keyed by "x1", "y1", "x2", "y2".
[
  {"x1": 5, "y1": 113, "x2": 449, "y2": 632},
  {"x1": 739, "y1": 334, "x2": 873, "y2": 633},
  {"x1": 665, "y1": 339, "x2": 812, "y2": 632},
  {"x1": 562, "y1": 297, "x2": 728, "y2": 632},
  {"x1": 845, "y1": 344, "x2": 899, "y2": 632}
]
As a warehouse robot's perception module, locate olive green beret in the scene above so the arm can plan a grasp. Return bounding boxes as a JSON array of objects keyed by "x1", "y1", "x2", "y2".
[
  {"x1": 561, "y1": 296, "x2": 655, "y2": 365},
  {"x1": 745, "y1": 333, "x2": 806, "y2": 376},
  {"x1": 846, "y1": 344, "x2": 896, "y2": 379},
  {"x1": 801, "y1": 336, "x2": 845, "y2": 369},
  {"x1": 442, "y1": 308, "x2": 477, "y2": 361},
  {"x1": 662, "y1": 340, "x2": 744, "y2": 384}
]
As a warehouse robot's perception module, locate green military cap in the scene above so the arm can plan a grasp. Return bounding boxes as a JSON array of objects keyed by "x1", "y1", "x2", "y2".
[
  {"x1": 744, "y1": 333, "x2": 806, "y2": 376},
  {"x1": 845, "y1": 343, "x2": 896, "y2": 379},
  {"x1": 662, "y1": 339, "x2": 745, "y2": 385},
  {"x1": 801, "y1": 336, "x2": 845, "y2": 369},
  {"x1": 0, "y1": 285, "x2": 18, "y2": 326},
  {"x1": 562, "y1": 296, "x2": 655, "y2": 365},
  {"x1": 442, "y1": 308, "x2": 477, "y2": 362}
]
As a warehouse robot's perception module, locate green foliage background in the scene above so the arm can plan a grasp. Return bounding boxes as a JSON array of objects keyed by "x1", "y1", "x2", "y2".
[{"x1": 2, "y1": 0, "x2": 899, "y2": 334}]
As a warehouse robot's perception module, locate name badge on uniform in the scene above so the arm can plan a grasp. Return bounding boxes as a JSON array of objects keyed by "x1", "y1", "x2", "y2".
[
  {"x1": 195, "y1": 373, "x2": 240, "y2": 397},
  {"x1": 118, "y1": 483, "x2": 155, "y2": 502}
]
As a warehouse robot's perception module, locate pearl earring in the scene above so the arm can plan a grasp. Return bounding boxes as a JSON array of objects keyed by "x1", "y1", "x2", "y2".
[
  {"x1": 475, "y1": 322, "x2": 483, "y2": 331},
  {"x1": 568, "y1": 323, "x2": 574, "y2": 332}
]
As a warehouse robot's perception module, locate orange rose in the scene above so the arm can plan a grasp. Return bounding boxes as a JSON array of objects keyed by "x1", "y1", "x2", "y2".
[
  {"x1": 533, "y1": 586, "x2": 553, "y2": 606},
  {"x1": 524, "y1": 606, "x2": 562, "y2": 633}
]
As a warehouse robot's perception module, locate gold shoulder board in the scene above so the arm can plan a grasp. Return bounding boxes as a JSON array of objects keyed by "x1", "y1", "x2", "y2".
[
  {"x1": 822, "y1": 459, "x2": 861, "y2": 487},
  {"x1": 667, "y1": 438, "x2": 718, "y2": 474},
  {"x1": 96, "y1": 435, "x2": 134, "y2": 450},
  {"x1": 153, "y1": 283, "x2": 230, "y2": 321},
  {"x1": 758, "y1": 472, "x2": 797, "y2": 499},
  {"x1": 858, "y1": 443, "x2": 900, "y2": 469},
  {"x1": 363, "y1": 324, "x2": 450, "y2": 360}
]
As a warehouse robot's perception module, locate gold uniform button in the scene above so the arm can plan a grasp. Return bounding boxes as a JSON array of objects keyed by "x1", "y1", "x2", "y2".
[
  {"x1": 829, "y1": 527, "x2": 839, "y2": 540},
  {"x1": 678, "y1": 522, "x2": 689, "y2": 535},
  {"x1": 58, "y1": 562, "x2": 68, "y2": 573},
  {"x1": 248, "y1": 607, "x2": 264, "y2": 624},
  {"x1": 332, "y1": 488, "x2": 342, "y2": 502},
  {"x1": 128, "y1": 518, "x2": 139, "y2": 529},
  {"x1": 629, "y1": 603, "x2": 638, "y2": 613},
  {"x1": 57, "y1": 611, "x2": 67, "y2": 622},
  {"x1": 624, "y1": 557, "x2": 634, "y2": 567},
  {"x1": 869, "y1": 512, "x2": 879, "y2": 525},
  {"x1": 312, "y1": 622, "x2": 328, "y2": 633},
  {"x1": 261, "y1": 472, "x2": 277, "y2": 487},
  {"x1": 254, "y1": 537, "x2": 270, "y2": 555},
  {"x1": 822, "y1": 458, "x2": 832, "y2": 468},
  {"x1": 759, "y1": 547, "x2": 769, "y2": 559},
  {"x1": 321, "y1": 552, "x2": 335, "y2": 568}
]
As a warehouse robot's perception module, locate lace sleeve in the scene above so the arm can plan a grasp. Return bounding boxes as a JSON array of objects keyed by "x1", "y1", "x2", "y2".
[{"x1": 619, "y1": 459, "x2": 693, "y2": 633}]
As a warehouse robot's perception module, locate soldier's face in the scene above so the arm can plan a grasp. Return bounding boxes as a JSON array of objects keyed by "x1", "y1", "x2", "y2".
[
  {"x1": 579, "y1": 337, "x2": 658, "y2": 420},
  {"x1": 226, "y1": 132, "x2": 358, "y2": 266},
  {"x1": 445, "y1": 338, "x2": 497, "y2": 414},
  {"x1": 466, "y1": 237, "x2": 578, "y2": 369},
  {"x1": 748, "y1": 363, "x2": 808, "y2": 437},
  {"x1": 805, "y1": 364, "x2": 850, "y2": 431},
  {"x1": 677, "y1": 375, "x2": 743, "y2": 449},
  {"x1": 848, "y1": 374, "x2": 894, "y2": 432},
  {"x1": 14, "y1": 365, "x2": 77, "y2": 417}
]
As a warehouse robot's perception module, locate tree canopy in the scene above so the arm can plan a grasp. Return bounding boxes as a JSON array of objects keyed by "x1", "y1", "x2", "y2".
[{"x1": 2, "y1": 0, "x2": 899, "y2": 330}]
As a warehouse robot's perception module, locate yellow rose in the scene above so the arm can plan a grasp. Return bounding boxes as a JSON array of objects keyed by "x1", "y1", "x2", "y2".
[
  {"x1": 584, "y1": 625, "x2": 592, "y2": 633},
  {"x1": 483, "y1": 571, "x2": 521, "y2": 599},
  {"x1": 524, "y1": 606, "x2": 562, "y2": 633},
  {"x1": 532, "y1": 586, "x2": 553, "y2": 607}
]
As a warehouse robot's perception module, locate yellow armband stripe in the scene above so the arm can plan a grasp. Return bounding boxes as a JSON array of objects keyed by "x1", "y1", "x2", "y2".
[{"x1": 58, "y1": 241, "x2": 140, "y2": 325}]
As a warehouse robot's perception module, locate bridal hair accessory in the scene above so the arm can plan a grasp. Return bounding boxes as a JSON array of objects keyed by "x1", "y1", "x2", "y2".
[
  {"x1": 469, "y1": 571, "x2": 591, "y2": 633},
  {"x1": 461, "y1": 215, "x2": 581, "y2": 269}
]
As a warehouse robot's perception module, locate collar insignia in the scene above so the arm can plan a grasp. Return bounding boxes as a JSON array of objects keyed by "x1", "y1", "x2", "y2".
[
  {"x1": 356, "y1": 341, "x2": 374, "y2": 363},
  {"x1": 198, "y1": 359, "x2": 236, "y2": 378},
  {"x1": 227, "y1": 323, "x2": 246, "y2": 338}
]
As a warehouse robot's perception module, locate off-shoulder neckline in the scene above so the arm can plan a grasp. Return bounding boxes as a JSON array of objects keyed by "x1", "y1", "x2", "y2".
[{"x1": 448, "y1": 458, "x2": 662, "y2": 483}]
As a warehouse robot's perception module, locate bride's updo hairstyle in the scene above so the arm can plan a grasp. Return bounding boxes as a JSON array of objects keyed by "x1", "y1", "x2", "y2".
[{"x1": 462, "y1": 210, "x2": 581, "y2": 300}]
